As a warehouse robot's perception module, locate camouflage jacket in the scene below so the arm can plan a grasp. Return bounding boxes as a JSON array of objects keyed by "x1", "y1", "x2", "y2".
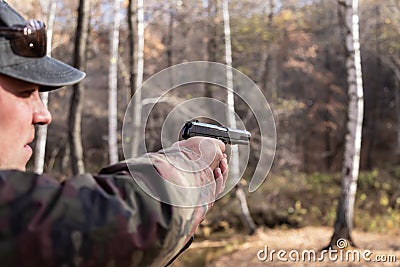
[{"x1": 0, "y1": 147, "x2": 215, "y2": 267}]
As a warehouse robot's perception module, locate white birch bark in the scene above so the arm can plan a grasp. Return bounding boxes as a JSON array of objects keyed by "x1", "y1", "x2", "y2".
[
  {"x1": 130, "y1": 0, "x2": 144, "y2": 157},
  {"x1": 222, "y1": 0, "x2": 237, "y2": 167},
  {"x1": 34, "y1": 0, "x2": 56, "y2": 174},
  {"x1": 332, "y1": 0, "x2": 364, "y2": 244},
  {"x1": 108, "y1": 0, "x2": 121, "y2": 164},
  {"x1": 222, "y1": 0, "x2": 256, "y2": 234}
]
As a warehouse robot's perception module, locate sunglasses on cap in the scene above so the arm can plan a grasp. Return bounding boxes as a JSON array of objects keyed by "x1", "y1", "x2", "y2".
[{"x1": 0, "y1": 19, "x2": 46, "y2": 58}]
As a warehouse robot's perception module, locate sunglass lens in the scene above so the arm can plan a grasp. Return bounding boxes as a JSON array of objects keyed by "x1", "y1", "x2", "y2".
[
  {"x1": 9, "y1": 20, "x2": 47, "y2": 58},
  {"x1": 10, "y1": 34, "x2": 46, "y2": 57}
]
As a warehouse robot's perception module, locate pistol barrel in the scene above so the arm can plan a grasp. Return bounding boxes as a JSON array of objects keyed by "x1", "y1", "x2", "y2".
[{"x1": 181, "y1": 121, "x2": 251, "y2": 145}]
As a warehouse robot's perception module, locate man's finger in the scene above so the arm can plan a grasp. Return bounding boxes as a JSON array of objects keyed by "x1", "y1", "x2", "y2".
[
  {"x1": 220, "y1": 158, "x2": 228, "y2": 175},
  {"x1": 213, "y1": 139, "x2": 226, "y2": 153},
  {"x1": 214, "y1": 167, "x2": 225, "y2": 196}
]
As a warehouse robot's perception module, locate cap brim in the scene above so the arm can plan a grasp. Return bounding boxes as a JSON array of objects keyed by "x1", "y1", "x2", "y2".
[{"x1": 0, "y1": 55, "x2": 86, "y2": 92}]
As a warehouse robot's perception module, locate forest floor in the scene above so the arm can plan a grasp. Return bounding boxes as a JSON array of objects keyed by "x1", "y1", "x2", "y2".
[{"x1": 171, "y1": 226, "x2": 400, "y2": 267}]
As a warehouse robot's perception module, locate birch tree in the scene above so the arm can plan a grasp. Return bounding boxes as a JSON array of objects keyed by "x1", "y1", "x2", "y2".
[
  {"x1": 130, "y1": 0, "x2": 144, "y2": 157},
  {"x1": 329, "y1": 0, "x2": 364, "y2": 246},
  {"x1": 108, "y1": 0, "x2": 121, "y2": 164},
  {"x1": 34, "y1": 0, "x2": 56, "y2": 174},
  {"x1": 69, "y1": 0, "x2": 90, "y2": 175},
  {"x1": 222, "y1": 0, "x2": 256, "y2": 235}
]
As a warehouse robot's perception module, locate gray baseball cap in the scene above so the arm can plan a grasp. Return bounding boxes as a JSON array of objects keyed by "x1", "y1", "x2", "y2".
[{"x1": 0, "y1": 1, "x2": 85, "y2": 91}]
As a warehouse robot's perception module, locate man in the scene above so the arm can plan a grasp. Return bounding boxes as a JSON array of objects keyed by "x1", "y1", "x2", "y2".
[{"x1": 0, "y1": 1, "x2": 228, "y2": 266}]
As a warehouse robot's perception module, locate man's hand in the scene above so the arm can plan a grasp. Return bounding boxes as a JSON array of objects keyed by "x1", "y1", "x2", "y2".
[{"x1": 173, "y1": 137, "x2": 229, "y2": 196}]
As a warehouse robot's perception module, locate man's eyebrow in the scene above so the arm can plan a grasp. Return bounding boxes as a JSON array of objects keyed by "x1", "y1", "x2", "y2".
[
  {"x1": 10, "y1": 84, "x2": 38, "y2": 94},
  {"x1": 17, "y1": 85, "x2": 38, "y2": 90}
]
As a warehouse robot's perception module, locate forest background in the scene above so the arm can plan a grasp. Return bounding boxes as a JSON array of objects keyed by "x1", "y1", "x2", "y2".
[{"x1": 9, "y1": 0, "x2": 400, "y2": 265}]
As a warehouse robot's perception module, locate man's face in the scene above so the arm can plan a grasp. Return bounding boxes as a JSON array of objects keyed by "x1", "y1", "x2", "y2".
[{"x1": 0, "y1": 75, "x2": 52, "y2": 171}]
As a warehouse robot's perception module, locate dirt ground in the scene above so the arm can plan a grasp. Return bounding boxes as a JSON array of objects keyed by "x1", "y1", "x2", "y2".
[{"x1": 173, "y1": 226, "x2": 400, "y2": 267}]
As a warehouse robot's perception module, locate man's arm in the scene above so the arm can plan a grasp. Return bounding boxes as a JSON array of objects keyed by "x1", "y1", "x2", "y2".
[{"x1": 0, "y1": 139, "x2": 227, "y2": 267}]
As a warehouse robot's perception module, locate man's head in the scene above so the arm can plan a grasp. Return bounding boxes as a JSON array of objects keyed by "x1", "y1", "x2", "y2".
[
  {"x1": 0, "y1": 1, "x2": 85, "y2": 170},
  {"x1": 0, "y1": 74, "x2": 51, "y2": 170}
]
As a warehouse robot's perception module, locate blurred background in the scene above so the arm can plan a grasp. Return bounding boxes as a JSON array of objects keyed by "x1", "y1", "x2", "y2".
[{"x1": 10, "y1": 0, "x2": 400, "y2": 265}]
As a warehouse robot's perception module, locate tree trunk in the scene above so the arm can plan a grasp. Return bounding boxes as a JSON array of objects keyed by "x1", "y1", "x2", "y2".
[
  {"x1": 235, "y1": 183, "x2": 256, "y2": 235},
  {"x1": 130, "y1": 0, "x2": 144, "y2": 158},
  {"x1": 302, "y1": 114, "x2": 311, "y2": 173},
  {"x1": 222, "y1": 0, "x2": 256, "y2": 235},
  {"x1": 392, "y1": 76, "x2": 400, "y2": 208},
  {"x1": 387, "y1": 3, "x2": 400, "y2": 163},
  {"x1": 257, "y1": 0, "x2": 276, "y2": 99},
  {"x1": 34, "y1": 0, "x2": 56, "y2": 174},
  {"x1": 395, "y1": 71, "x2": 400, "y2": 162},
  {"x1": 128, "y1": 0, "x2": 137, "y2": 98},
  {"x1": 328, "y1": 0, "x2": 364, "y2": 248},
  {"x1": 205, "y1": 0, "x2": 218, "y2": 98},
  {"x1": 324, "y1": 47, "x2": 333, "y2": 171},
  {"x1": 108, "y1": 0, "x2": 121, "y2": 165},
  {"x1": 69, "y1": 0, "x2": 89, "y2": 175},
  {"x1": 165, "y1": 2, "x2": 174, "y2": 67}
]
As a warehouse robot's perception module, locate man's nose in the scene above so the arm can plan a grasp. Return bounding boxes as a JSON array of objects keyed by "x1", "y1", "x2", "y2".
[{"x1": 32, "y1": 94, "x2": 52, "y2": 125}]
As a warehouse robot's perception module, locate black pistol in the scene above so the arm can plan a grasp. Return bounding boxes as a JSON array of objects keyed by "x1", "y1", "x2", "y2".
[{"x1": 180, "y1": 121, "x2": 251, "y2": 145}]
